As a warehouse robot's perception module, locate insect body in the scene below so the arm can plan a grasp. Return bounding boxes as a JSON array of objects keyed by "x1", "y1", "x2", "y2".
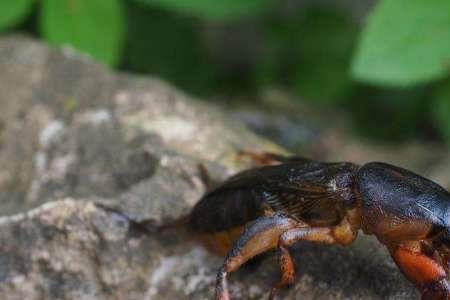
[{"x1": 188, "y1": 154, "x2": 450, "y2": 300}]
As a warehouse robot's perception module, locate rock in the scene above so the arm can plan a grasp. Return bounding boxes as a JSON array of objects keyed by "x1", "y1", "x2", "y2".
[
  {"x1": 0, "y1": 35, "x2": 427, "y2": 300},
  {"x1": 0, "y1": 35, "x2": 281, "y2": 216},
  {"x1": 0, "y1": 199, "x2": 418, "y2": 300}
]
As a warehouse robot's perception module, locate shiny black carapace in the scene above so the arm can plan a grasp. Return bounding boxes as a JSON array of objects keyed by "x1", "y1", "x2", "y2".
[{"x1": 188, "y1": 153, "x2": 450, "y2": 300}]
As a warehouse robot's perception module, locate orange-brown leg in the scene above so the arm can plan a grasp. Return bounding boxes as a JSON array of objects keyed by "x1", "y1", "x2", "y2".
[
  {"x1": 390, "y1": 244, "x2": 449, "y2": 300},
  {"x1": 216, "y1": 213, "x2": 299, "y2": 300},
  {"x1": 269, "y1": 227, "x2": 337, "y2": 300},
  {"x1": 269, "y1": 216, "x2": 359, "y2": 299},
  {"x1": 216, "y1": 212, "x2": 347, "y2": 300}
]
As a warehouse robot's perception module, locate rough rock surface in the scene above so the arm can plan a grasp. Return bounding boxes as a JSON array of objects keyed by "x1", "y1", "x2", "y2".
[{"x1": 0, "y1": 35, "x2": 442, "y2": 299}]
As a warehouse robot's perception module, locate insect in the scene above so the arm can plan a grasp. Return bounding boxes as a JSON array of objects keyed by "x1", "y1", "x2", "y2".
[{"x1": 188, "y1": 153, "x2": 450, "y2": 300}]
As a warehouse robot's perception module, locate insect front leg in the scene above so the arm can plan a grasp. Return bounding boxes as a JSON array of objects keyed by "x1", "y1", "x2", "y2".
[{"x1": 389, "y1": 243, "x2": 449, "y2": 300}]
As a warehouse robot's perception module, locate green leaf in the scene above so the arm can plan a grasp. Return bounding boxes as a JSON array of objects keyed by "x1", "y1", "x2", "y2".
[
  {"x1": 40, "y1": 0, "x2": 124, "y2": 66},
  {"x1": 135, "y1": 0, "x2": 276, "y2": 20},
  {"x1": 352, "y1": 0, "x2": 450, "y2": 87},
  {"x1": 433, "y1": 82, "x2": 450, "y2": 144},
  {"x1": 0, "y1": 0, "x2": 33, "y2": 30},
  {"x1": 124, "y1": 4, "x2": 218, "y2": 95}
]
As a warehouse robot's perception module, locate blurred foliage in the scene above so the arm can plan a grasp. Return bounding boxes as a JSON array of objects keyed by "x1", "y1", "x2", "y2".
[
  {"x1": 40, "y1": 0, "x2": 124, "y2": 66},
  {"x1": 292, "y1": 9, "x2": 355, "y2": 102},
  {"x1": 123, "y1": 2, "x2": 218, "y2": 95},
  {"x1": 433, "y1": 81, "x2": 450, "y2": 145},
  {"x1": 352, "y1": 0, "x2": 450, "y2": 87},
  {"x1": 258, "y1": 7, "x2": 356, "y2": 103},
  {"x1": 0, "y1": 0, "x2": 449, "y2": 146},
  {"x1": 344, "y1": 87, "x2": 429, "y2": 140},
  {"x1": 0, "y1": 0, "x2": 33, "y2": 30},
  {"x1": 136, "y1": 0, "x2": 277, "y2": 20}
]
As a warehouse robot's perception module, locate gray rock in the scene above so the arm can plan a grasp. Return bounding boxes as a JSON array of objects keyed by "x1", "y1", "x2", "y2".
[{"x1": 0, "y1": 35, "x2": 421, "y2": 299}]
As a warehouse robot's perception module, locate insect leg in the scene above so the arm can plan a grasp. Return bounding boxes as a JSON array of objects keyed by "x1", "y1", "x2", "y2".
[
  {"x1": 269, "y1": 227, "x2": 337, "y2": 300},
  {"x1": 215, "y1": 212, "x2": 298, "y2": 300},
  {"x1": 389, "y1": 244, "x2": 449, "y2": 300}
]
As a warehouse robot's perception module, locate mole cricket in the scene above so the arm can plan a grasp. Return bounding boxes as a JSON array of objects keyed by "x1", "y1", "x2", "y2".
[{"x1": 187, "y1": 152, "x2": 450, "y2": 300}]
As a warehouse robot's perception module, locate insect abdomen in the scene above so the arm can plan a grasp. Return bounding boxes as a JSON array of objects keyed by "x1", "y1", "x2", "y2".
[
  {"x1": 189, "y1": 186, "x2": 263, "y2": 234},
  {"x1": 188, "y1": 186, "x2": 264, "y2": 255},
  {"x1": 197, "y1": 226, "x2": 245, "y2": 255}
]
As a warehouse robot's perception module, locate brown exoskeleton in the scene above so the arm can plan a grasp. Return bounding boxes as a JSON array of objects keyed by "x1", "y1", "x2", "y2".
[{"x1": 188, "y1": 153, "x2": 450, "y2": 300}]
